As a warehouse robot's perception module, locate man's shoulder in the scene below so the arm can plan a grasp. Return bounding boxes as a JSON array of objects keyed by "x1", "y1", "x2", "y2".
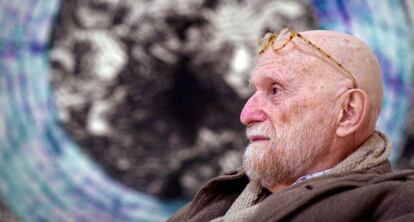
[
  {"x1": 367, "y1": 168, "x2": 414, "y2": 186},
  {"x1": 250, "y1": 168, "x2": 414, "y2": 222},
  {"x1": 368, "y1": 169, "x2": 414, "y2": 221},
  {"x1": 373, "y1": 168, "x2": 414, "y2": 202}
]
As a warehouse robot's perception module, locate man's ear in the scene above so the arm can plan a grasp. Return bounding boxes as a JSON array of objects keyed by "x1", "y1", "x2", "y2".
[{"x1": 336, "y1": 89, "x2": 368, "y2": 137}]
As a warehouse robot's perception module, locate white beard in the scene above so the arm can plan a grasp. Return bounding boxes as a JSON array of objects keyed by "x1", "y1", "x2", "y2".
[{"x1": 242, "y1": 111, "x2": 336, "y2": 189}]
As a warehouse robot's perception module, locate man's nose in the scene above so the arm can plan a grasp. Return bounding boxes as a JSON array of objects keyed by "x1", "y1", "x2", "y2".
[{"x1": 240, "y1": 95, "x2": 267, "y2": 126}]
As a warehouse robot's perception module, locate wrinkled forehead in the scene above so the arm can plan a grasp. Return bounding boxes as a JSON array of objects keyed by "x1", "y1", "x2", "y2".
[{"x1": 251, "y1": 47, "x2": 319, "y2": 85}]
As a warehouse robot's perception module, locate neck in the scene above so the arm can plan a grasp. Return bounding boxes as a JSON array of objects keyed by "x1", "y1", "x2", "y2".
[{"x1": 304, "y1": 136, "x2": 351, "y2": 175}]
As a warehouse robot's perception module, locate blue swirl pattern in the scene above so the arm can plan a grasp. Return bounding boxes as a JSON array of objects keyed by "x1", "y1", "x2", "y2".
[
  {"x1": 0, "y1": 0, "x2": 412, "y2": 221},
  {"x1": 0, "y1": 0, "x2": 183, "y2": 221}
]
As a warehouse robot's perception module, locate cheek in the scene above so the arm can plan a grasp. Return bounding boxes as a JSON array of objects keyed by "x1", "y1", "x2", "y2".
[
  {"x1": 279, "y1": 111, "x2": 290, "y2": 124},
  {"x1": 308, "y1": 100, "x2": 338, "y2": 127},
  {"x1": 268, "y1": 90, "x2": 328, "y2": 126},
  {"x1": 275, "y1": 99, "x2": 311, "y2": 124}
]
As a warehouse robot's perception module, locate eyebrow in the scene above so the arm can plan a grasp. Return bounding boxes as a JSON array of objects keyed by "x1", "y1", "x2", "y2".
[{"x1": 248, "y1": 69, "x2": 289, "y2": 91}]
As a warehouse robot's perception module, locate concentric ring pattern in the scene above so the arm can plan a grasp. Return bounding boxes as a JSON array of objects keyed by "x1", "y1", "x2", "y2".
[{"x1": 0, "y1": 0, "x2": 412, "y2": 221}]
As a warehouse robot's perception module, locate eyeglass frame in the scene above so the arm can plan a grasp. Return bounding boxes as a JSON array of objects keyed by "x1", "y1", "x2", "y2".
[{"x1": 256, "y1": 28, "x2": 358, "y2": 88}]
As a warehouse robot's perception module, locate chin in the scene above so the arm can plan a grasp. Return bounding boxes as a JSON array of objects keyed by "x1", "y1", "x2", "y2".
[
  {"x1": 242, "y1": 140, "x2": 312, "y2": 187},
  {"x1": 243, "y1": 143, "x2": 274, "y2": 179}
]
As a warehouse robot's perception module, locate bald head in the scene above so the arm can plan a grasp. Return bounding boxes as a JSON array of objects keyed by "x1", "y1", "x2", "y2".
[{"x1": 299, "y1": 30, "x2": 383, "y2": 125}]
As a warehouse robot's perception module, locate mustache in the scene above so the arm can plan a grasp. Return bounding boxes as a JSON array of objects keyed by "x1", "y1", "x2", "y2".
[{"x1": 246, "y1": 123, "x2": 274, "y2": 138}]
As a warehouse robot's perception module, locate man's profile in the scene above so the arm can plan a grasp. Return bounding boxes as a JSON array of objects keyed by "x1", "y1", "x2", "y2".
[{"x1": 168, "y1": 29, "x2": 414, "y2": 222}]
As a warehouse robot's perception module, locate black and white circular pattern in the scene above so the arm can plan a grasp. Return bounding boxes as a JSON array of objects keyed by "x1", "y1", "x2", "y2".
[{"x1": 49, "y1": 0, "x2": 316, "y2": 199}]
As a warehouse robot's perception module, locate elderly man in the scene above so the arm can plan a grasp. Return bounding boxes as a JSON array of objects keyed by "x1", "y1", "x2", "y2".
[{"x1": 168, "y1": 29, "x2": 414, "y2": 222}]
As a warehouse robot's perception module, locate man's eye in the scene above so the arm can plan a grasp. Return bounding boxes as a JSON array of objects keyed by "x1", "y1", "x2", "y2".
[{"x1": 272, "y1": 86, "x2": 280, "y2": 95}]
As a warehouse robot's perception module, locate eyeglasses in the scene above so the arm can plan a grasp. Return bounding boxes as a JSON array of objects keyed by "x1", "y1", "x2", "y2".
[{"x1": 256, "y1": 28, "x2": 357, "y2": 88}]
